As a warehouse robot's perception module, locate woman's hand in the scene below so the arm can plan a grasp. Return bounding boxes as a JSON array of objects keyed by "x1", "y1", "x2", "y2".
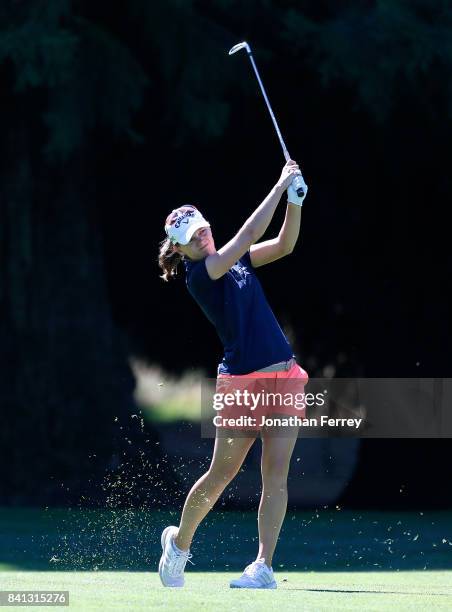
[{"x1": 276, "y1": 159, "x2": 301, "y2": 190}]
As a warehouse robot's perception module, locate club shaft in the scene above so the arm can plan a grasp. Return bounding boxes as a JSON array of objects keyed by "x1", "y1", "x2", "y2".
[{"x1": 248, "y1": 53, "x2": 290, "y2": 162}]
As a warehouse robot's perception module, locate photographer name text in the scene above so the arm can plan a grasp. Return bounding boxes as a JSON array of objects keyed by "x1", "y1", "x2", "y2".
[{"x1": 213, "y1": 415, "x2": 363, "y2": 428}]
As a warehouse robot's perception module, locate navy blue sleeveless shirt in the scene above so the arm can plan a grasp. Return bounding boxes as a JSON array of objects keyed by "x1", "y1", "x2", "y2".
[{"x1": 184, "y1": 251, "x2": 293, "y2": 375}]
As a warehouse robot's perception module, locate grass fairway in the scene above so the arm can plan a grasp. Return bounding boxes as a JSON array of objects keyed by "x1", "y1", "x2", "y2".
[
  {"x1": 1, "y1": 508, "x2": 451, "y2": 610},
  {"x1": 1, "y1": 570, "x2": 452, "y2": 610}
]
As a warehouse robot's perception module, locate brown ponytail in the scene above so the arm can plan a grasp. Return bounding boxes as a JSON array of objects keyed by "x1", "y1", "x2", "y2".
[{"x1": 158, "y1": 237, "x2": 183, "y2": 282}]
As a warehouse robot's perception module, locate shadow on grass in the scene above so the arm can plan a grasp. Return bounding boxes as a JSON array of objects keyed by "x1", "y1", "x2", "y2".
[
  {"x1": 292, "y1": 588, "x2": 452, "y2": 596},
  {"x1": 1, "y1": 508, "x2": 451, "y2": 572}
]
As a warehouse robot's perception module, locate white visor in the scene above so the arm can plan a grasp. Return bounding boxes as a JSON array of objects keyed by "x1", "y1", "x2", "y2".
[{"x1": 165, "y1": 207, "x2": 210, "y2": 245}]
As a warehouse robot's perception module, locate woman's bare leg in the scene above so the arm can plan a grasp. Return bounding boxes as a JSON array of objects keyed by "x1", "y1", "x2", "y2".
[
  {"x1": 256, "y1": 425, "x2": 299, "y2": 567},
  {"x1": 174, "y1": 433, "x2": 255, "y2": 551}
]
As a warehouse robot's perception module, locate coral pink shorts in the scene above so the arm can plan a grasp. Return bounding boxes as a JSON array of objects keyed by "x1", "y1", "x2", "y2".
[{"x1": 215, "y1": 361, "x2": 309, "y2": 431}]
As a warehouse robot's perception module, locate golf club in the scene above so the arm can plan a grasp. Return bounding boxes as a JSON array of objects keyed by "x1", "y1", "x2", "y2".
[{"x1": 228, "y1": 41, "x2": 305, "y2": 197}]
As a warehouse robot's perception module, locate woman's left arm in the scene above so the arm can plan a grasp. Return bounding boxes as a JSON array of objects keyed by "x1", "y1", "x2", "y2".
[{"x1": 250, "y1": 202, "x2": 302, "y2": 268}]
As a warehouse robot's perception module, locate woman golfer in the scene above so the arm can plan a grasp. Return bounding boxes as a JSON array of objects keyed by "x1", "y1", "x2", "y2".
[{"x1": 157, "y1": 159, "x2": 308, "y2": 589}]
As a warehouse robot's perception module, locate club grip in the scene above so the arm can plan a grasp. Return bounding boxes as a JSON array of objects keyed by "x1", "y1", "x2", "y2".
[{"x1": 292, "y1": 174, "x2": 305, "y2": 197}]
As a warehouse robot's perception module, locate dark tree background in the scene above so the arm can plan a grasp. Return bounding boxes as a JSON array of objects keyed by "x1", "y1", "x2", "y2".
[{"x1": 1, "y1": 0, "x2": 451, "y2": 507}]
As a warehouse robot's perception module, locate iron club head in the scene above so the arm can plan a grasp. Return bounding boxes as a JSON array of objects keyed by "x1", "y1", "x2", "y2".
[
  {"x1": 228, "y1": 41, "x2": 251, "y2": 55},
  {"x1": 227, "y1": 39, "x2": 293, "y2": 168}
]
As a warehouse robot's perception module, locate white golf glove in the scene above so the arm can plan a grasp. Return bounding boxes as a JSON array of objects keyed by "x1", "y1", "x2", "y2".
[{"x1": 287, "y1": 174, "x2": 308, "y2": 206}]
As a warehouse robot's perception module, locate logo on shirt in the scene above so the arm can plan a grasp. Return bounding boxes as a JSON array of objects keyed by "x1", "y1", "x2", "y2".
[{"x1": 230, "y1": 262, "x2": 251, "y2": 288}]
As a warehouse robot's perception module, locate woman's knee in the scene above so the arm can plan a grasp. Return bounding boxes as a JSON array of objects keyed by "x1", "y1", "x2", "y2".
[
  {"x1": 206, "y1": 463, "x2": 240, "y2": 487},
  {"x1": 207, "y1": 439, "x2": 251, "y2": 484},
  {"x1": 260, "y1": 433, "x2": 298, "y2": 486},
  {"x1": 261, "y1": 461, "x2": 290, "y2": 487}
]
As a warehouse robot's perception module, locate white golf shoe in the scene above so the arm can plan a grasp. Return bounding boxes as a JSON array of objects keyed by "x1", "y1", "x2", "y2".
[
  {"x1": 158, "y1": 525, "x2": 193, "y2": 587},
  {"x1": 230, "y1": 558, "x2": 277, "y2": 589}
]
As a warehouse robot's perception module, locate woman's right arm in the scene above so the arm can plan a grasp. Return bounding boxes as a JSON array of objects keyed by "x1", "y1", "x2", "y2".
[{"x1": 205, "y1": 160, "x2": 300, "y2": 280}]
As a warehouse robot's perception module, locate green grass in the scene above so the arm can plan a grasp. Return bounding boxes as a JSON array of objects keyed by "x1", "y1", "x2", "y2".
[
  {"x1": 1, "y1": 571, "x2": 452, "y2": 611},
  {"x1": 1, "y1": 508, "x2": 452, "y2": 610},
  {"x1": 132, "y1": 361, "x2": 205, "y2": 422}
]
